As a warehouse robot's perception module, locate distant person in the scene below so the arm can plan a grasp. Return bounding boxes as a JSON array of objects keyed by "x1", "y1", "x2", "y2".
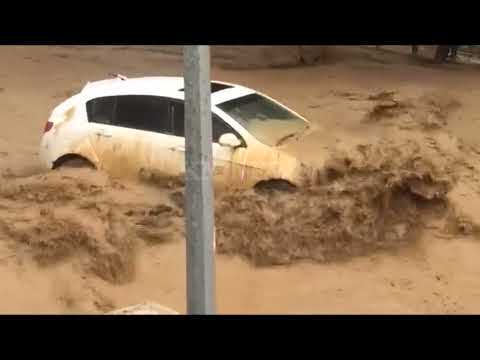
[
  {"x1": 434, "y1": 46, "x2": 450, "y2": 63},
  {"x1": 448, "y1": 46, "x2": 459, "y2": 61},
  {"x1": 436, "y1": 45, "x2": 459, "y2": 63},
  {"x1": 412, "y1": 45, "x2": 419, "y2": 56}
]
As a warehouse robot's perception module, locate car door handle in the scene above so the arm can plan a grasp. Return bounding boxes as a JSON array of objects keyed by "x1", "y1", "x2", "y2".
[
  {"x1": 172, "y1": 146, "x2": 185, "y2": 151},
  {"x1": 95, "y1": 130, "x2": 112, "y2": 138}
]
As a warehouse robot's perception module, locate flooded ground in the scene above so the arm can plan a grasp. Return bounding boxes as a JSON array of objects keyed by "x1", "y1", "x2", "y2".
[{"x1": 1, "y1": 46, "x2": 480, "y2": 314}]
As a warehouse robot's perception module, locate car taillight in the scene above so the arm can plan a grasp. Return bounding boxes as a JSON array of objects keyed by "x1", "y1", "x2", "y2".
[{"x1": 44, "y1": 121, "x2": 54, "y2": 133}]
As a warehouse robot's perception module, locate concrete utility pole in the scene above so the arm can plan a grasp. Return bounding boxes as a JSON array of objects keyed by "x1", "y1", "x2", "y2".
[{"x1": 183, "y1": 46, "x2": 216, "y2": 314}]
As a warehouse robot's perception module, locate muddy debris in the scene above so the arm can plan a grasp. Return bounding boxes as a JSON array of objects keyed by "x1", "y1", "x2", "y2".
[
  {"x1": 367, "y1": 91, "x2": 397, "y2": 101},
  {"x1": 215, "y1": 138, "x2": 455, "y2": 266},
  {"x1": 216, "y1": 176, "x2": 449, "y2": 266},
  {"x1": 363, "y1": 91, "x2": 461, "y2": 130},
  {"x1": 0, "y1": 168, "x2": 182, "y2": 284}
]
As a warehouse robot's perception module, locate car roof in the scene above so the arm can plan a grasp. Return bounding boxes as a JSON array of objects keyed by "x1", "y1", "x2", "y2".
[{"x1": 80, "y1": 76, "x2": 256, "y2": 105}]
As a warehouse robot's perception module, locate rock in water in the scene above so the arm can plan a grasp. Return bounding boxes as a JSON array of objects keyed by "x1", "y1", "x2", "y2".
[{"x1": 107, "y1": 302, "x2": 179, "y2": 315}]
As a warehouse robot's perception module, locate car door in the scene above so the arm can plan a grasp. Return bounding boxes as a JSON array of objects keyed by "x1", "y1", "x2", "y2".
[
  {"x1": 86, "y1": 95, "x2": 184, "y2": 180},
  {"x1": 169, "y1": 100, "x2": 242, "y2": 188}
]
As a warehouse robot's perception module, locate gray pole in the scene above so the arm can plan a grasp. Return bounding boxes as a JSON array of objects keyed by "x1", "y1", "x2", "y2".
[{"x1": 183, "y1": 46, "x2": 216, "y2": 314}]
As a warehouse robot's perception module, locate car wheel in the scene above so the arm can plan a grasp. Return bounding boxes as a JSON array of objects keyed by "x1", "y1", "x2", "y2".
[
  {"x1": 54, "y1": 155, "x2": 95, "y2": 169},
  {"x1": 254, "y1": 179, "x2": 297, "y2": 194}
]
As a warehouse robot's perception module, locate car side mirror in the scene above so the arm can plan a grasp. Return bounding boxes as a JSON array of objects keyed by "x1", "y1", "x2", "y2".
[{"x1": 218, "y1": 133, "x2": 242, "y2": 148}]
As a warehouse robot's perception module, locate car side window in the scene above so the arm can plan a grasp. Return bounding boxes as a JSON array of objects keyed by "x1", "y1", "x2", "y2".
[
  {"x1": 170, "y1": 100, "x2": 243, "y2": 143},
  {"x1": 114, "y1": 95, "x2": 172, "y2": 134},
  {"x1": 86, "y1": 95, "x2": 173, "y2": 134},
  {"x1": 171, "y1": 101, "x2": 185, "y2": 137},
  {"x1": 212, "y1": 115, "x2": 236, "y2": 143},
  {"x1": 86, "y1": 96, "x2": 116, "y2": 125}
]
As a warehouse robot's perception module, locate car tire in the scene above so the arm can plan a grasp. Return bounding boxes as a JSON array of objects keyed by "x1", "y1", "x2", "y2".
[
  {"x1": 54, "y1": 155, "x2": 95, "y2": 169},
  {"x1": 254, "y1": 179, "x2": 297, "y2": 194}
]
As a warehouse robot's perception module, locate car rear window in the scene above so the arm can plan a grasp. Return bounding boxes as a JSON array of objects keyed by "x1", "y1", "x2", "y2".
[{"x1": 86, "y1": 96, "x2": 116, "y2": 125}]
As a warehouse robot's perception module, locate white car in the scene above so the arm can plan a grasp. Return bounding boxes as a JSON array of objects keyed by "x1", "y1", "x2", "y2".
[{"x1": 40, "y1": 75, "x2": 314, "y2": 190}]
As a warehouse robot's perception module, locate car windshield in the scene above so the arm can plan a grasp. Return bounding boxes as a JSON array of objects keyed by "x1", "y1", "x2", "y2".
[{"x1": 216, "y1": 93, "x2": 308, "y2": 146}]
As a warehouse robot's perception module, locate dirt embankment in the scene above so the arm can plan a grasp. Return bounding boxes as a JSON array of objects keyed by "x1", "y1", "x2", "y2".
[{"x1": 134, "y1": 46, "x2": 332, "y2": 68}]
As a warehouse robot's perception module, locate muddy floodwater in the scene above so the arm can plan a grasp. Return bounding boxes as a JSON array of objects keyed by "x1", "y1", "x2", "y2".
[{"x1": 1, "y1": 46, "x2": 480, "y2": 314}]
